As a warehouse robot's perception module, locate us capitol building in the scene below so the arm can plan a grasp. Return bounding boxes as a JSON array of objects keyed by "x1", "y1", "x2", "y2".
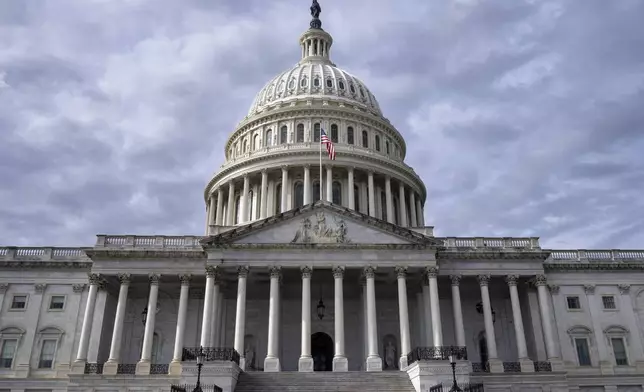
[{"x1": 1, "y1": 3, "x2": 644, "y2": 392}]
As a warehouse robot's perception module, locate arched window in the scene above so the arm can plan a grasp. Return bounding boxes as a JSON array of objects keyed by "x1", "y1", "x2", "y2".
[
  {"x1": 375, "y1": 135, "x2": 381, "y2": 151},
  {"x1": 354, "y1": 185, "x2": 360, "y2": 212},
  {"x1": 297, "y1": 124, "x2": 305, "y2": 142},
  {"x1": 253, "y1": 134, "x2": 260, "y2": 150},
  {"x1": 314, "y1": 123, "x2": 321, "y2": 142},
  {"x1": 362, "y1": 130, "x2": 369, "y2": 148},
  {"x1": 280, "y1": 126, "x2": 288, "y2": 144},
  {"x1": 243, "y1": 139, "x2": 248, "y2": 153},
  {"x1": 300, "y1": 77, "x2": 308, "y2": 88},
  {"x1": 380, "y1": 191, "x2": 387, "y2": 221},
  {"x1": 386, "y1": 140, "x2": 390, "y2": 155},
  {"x1": 331, "y1": 124, "x2": 338, "y2": 143},
  {"x1": 313, "y1": 181, "x2": 321, "y2": 202},
  {"x1": 275, "y1": 184, "x2": 282, "y2": 214},
  {"x1": 347, "y1": 127, "x2": 354, "y2": 145},
  {"x1": 265, "y1": 129, "x2": 273, "y2": 147},
  {"x1": 313, "y1": 77, "x2": 320, "y2": 87},
  {"x1": 332, "y1": 181, "x2": 341, "y2": 205},
  {"x1": 295, "y1": 182, "x2": 304, "y2": 208}
]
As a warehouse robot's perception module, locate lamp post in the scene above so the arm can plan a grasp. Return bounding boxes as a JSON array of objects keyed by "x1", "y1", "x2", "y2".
[
  {"x1": 194, "y1": 346, "x2": 205, "y2": 392},
  {"x1": 448, "y1": 355, "x2": 462, "y2": 392}
]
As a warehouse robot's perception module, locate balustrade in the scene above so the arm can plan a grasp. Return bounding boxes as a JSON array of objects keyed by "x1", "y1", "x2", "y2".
[
  {"x1": 182, "y1": 347, "x2": 240, "y2": 364},
  {"x1": 406, "y1": 346, "x2": 468, "y2": 365}
]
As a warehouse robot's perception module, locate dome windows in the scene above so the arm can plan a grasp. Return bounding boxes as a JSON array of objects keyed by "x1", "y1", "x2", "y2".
[
  {"x1": 362, "y1": 130, "x2": 369, "y2": 148},
  {"x1": 314, "y1": 123, "x2": 321, "y2": 142},
  {"x1": 265, "y1": 129, "x2": 273, "y2": 147},
  {"x1": 375, "y1": 135, "x2": 381, "y2": 152},
  {"x1": 326, "y1": 78, "x2": 333, "y2": 88},
  {"x1": 359, "y1": 87, "x2": 365, "y2": 98},
  {"x1": 300, "y1": 77, "x2": 308, "y2": 88},
  {"x1": 313, "y1": 77, "x2": 321, "y2": 87},
  {"x1": 347, "y1": 127, "x2": 354, "y2": 145},
  {"x1": 331, "y1": 124, "x2": 339, "y2": 143},
  {"x1": 296, "y1": 124, "x2": 305, "y2": 143},
  {"x1": 280, "y1": 126, "x2": 288, "y2": 144},
  {"x1": 288, "y1": 78, "x2": 296, "y2": 89},
  {"x1": 350, "y1": 83, "x2": 356, "y2": 94},
  {"x1": 338, "y1": 80, "x2": 345, "y2": 90},
  {"x1": 253, "y1": 134, "x2": 260, "y2": 150},
  {"x1": 386, "y1": 140, "x2": 390, "y2": 155}
]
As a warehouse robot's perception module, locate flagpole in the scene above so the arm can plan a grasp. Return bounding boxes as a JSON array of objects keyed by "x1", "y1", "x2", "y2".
[{"x1": 319, "y1": 121, "x2": 323, "y2": 202}]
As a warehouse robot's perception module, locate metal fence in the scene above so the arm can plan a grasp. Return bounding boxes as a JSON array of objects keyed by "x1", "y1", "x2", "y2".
[
  {"x1": 170, "y1": 384, "x2": 222, "y2": 392},
  {"x1": 429, "y1": 383, "x2": 484, "y2": 392},
  {"x1": 406, "y1": 346, "x2": 468, "y2": 365}
]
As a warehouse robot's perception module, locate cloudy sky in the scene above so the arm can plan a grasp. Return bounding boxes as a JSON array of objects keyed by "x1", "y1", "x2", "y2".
[{"x1": 1, "y1": 0, "x2": 643, "y2": 249}]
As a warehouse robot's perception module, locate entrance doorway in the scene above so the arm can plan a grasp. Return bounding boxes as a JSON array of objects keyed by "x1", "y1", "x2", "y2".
[{"x1": 311, "y1": 332, "x2": 333, "y2": 371}]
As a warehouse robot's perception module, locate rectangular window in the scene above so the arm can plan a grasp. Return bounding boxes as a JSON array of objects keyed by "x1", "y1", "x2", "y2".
[
  {"x1": 574, "y1": 338, "x2": 592, "y2": 366},
  {"x1": 611, "y1": 338, "x2": 628, "y2": 365},
  {"x1": 10, "y1": 295, "x2": 27, "y2": 310},
  {"x1": 38, "y1": 340, "x2": 57, "y2": 369},
  {"x1": 49, "y1": 296, "x2": 65, "y2": 310},
  {"x1": 602, "y1": 295, "x2": 616, "y2": 310},
  {"x1": 347, "y1": 127, "x2": 354, "y2": 145},
  {"x1": 566, "y1": 296, "x2": 581, "y2": 310},
  {"x1": 0, "y1": 339, "x2": 17, "y2": 368}
]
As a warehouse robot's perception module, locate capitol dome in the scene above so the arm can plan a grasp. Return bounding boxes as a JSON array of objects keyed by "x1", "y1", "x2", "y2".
[{"x1": 203, "y1": 3, "x2": 427, "y2": 232}]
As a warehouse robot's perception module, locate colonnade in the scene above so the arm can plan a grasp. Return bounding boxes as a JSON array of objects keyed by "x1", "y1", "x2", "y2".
[
  {"x1": 72, "y1": 268, "x2": 561, "y2": 374},
  {"x1": 205, "y1": 166, "x2": 426, "y2": 230}
]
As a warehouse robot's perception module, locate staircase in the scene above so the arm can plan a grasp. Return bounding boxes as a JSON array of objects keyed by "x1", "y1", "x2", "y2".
[{"x1": 234, "y1": 371, "x2": 416, "y2": 392}]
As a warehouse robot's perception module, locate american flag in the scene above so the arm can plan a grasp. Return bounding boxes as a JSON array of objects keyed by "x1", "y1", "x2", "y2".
[{"x1": 320, "y1": 128, "x2": 336, "y2": 160}]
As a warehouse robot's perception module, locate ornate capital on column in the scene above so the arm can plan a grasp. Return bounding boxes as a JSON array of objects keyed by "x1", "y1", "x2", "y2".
[
  {"x1": 505, "y1": 275, "x2": 519, "y2": 286},
  {"x1": 450, "y1": 275, "x2": 461, "y2": 286},
  {"x1": 425, "y1": 266, "x2": 438, "y2": 279},
  {"x1": 261, "y1": 168, "x2": 268, "y2": 174},
  {"x1": 0, "y1": 283, "x2": 8, "y2": 293},
  {"x1": 477, "y1": 274, "x2": 490, "y2": 287},
  {"x1": 118, "y1": 273, "x2": 131, "y2": 284},
  {"x1": 205, "y1": 266, "x2": 219, "y2": 278},
  {"x1": 34, "y1": 283, "x2": 47, "y2": 293},
  {"x1": 395, "y1": 266, "x2": 407, "y2": 279},
  {"x1": 583, "y1": 284, "x2": 595, "y2": 295},
  {"x1": 149, "y1": 273, "x2": 161, "y2": 284},
  {"x1": 332, "y1": 266, "x2": 345, "y2": 279},
  {"x1": 281, "y1": 165, "x2": 289, "y2": 172},
  {"x1": 98, "y1": 280, "x2": 108, "y2": 291},
  {"x1": 533, "y1": 274, "x2": 547, "y2": 287},
  {"x1": 301, "y1": 266, "x2": 313, "y2": 278},
  {"x1": 347, "y1": 166, "x2": 354, "y2": 173},
  {"x1": 618, "y1": 284, "x2": 631, "y2": 295},
  {"x1": 548, "y1": 284, "x2": 560, "y2": 294},
  {"x1": 88, "y1": 273, "x2": 101, "y2": 285},
  {"x1": 269, "y1": 266, "x2": 282, "y2": 278},
  {"x1": 238, "y1": 266, "x2": 250, "y2": 278},
  {"x1": 179, "y1": 274, "x2": 192, "y2": 285},
  {"x1": 72, "y1": 284, "x2": 86, "y2": 293},
  {"x1": 363, "y1": 266, "x2": 376, "y2": 279}
]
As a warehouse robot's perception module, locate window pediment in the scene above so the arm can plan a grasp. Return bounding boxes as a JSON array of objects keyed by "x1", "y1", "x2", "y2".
[{"x1": 604, "y1": 325, "x2": 629, "y2": 336}]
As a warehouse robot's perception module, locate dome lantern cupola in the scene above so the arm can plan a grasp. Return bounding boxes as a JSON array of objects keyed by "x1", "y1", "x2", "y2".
[{"x1": 299, "y1": 0, "x2": 333, "y2": 66}]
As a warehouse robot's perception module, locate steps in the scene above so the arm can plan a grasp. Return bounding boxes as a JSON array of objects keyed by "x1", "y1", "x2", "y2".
[{"x1": 234, "y1": 371, "x2": 416, "y2": 392}]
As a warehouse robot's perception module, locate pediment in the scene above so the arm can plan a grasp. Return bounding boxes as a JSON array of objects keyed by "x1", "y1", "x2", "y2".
[{"x1": 202, "y1": 202, "x2": 440, "y2": 248}]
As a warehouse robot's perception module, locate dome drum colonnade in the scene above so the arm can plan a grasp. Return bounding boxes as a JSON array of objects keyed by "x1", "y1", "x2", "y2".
[{"x1": 204, "y1": 6, "x2": 426, "y2": 231}]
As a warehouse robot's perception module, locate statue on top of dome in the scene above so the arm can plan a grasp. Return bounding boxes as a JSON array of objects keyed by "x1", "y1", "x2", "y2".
[{"x1": 310, "y1": 0, "x2": 322, "y2": 29}]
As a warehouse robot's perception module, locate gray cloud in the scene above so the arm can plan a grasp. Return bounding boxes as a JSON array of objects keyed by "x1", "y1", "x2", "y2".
[{"x1": 1, "y1": 0, "x2": 643, "y2": 249}]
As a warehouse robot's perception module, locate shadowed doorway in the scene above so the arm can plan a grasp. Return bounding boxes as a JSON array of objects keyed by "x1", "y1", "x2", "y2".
[{"x1": 311, "y1": 332, "x2": 333, "y2": 371}]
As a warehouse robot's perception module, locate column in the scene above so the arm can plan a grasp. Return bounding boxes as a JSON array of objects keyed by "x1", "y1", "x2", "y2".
[
  {"x1": 398, "y1": 182, "x2": 408, "y2": 227},
  {"x1": 347, "y1": 167, "x2": 355, "y2": 209},
  {"x1": 384, "y1": 176, "x2": 394, "y2": 223},
  {"x1": 259, "y1": 169, "x2": 268, "y2": 218},
  {"x1": 422, "y1": 283, "x2": 433, "y2": 346},
  {"x1": 137, "y1": 273, "x2": 161, "y2": 374},
  {"x1": 73, "y1": 274, "x2": 101, "y2": 371},
  {"x1": 534, "y1": 275, "x2": 563, "y2": 370},
  {"x1": 477, "y1": 275, "x2": 502, "y2": 373},
  {"x1": 332, "y1": 267, "x2": 348, "y2": 371},
  {"x1": 240, "y1": 174, "x2": 250, "y2": 223},
  {"x1": 104, "y1": 273, "x2": 131, "y2": 375},
  {"x1": 303, "y1": 165, "x2": 312, "y2": 205},
  {"x1": 426, "y1": 267, "x2": 442, "y2": 346},
  {"x1": 264, "y1": 266, "x2": 281, "y2": 372},
  {"x1": 281, "y1": 166, "x2": 288, "y2": 212},
  {"x1": 226, "y1": 181, "x2": 235, "y2": 225},
  {"x1": 206, "y1": 196, "x2": 216, "y2": 233},
  {"x1": 506, "y1": 275, "x2": 533, "y2": 372},
  {"x1": 201, "y1": 267, "x2": 217, "y2": 347},
  {"x1": 361, "y1": 278, "x2": 369, "y2": 368},
  {"x1": 416, "y1": 199, "x2": 424, "y2": 227},
  {"x1": 299, "y1": 267, "x2": 314, "y2": 371},
  {"x1": 450, "y1": 275, "x2": 466, "y2": 348},
  {"x1": 367, "y1": 171, "x2": 376, "y2": 217},
  {"x1": 617, "y1": 285, "x2": 644, "y2": 371},
  {"x1": 215, "y1": 189, "x2": 224, "y2": 225},
  {"x1": 209, "y1": 280, "x2": 221, "y2": 348},
  {"x1": 326, "y1": 166, "x2": 333, "y2": 203},
  {"x1": 364, "y1": 266, "x2": 382, "y2": 371},
  {"x1": 395, "y1": 267, "x2": 411, "y2": 369},
  {"x1": 234, "y1": 267, "x2": 250, "y2": 370},
  {"x1": 409, "y1": 192, "x2": 418, "y2": 227},
  {"x1": 169, "y1": 274, "x2": 191, "y2": 375}
]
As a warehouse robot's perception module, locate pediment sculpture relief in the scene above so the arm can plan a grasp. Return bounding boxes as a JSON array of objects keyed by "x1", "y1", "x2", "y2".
[{"x1": 291, "y1": 212, "x2": 350, "y2": 244}]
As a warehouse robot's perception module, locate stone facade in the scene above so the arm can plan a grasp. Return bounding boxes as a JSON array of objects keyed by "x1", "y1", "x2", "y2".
[{"x1": 2, "y1": 3, "x2": 644, "y2": 392}]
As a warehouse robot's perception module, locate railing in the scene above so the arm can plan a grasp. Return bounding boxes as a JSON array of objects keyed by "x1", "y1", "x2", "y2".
[
  {"x1": 471, "y1": 362, "x2": 489, "y2": 373},
  {"x1": 97, "y1": 235, "x2": 204, "y2": 249},
  {"x1": 406, "y1": 346, "x2": 467, "y2": 365},
  {"x1": 534, "y1": 361, "x2": 552, "y2": 372},
  {"x1": 0, "y1": 247, "x2": 90, "y2": 261},
  {"x1": 150, "y1": 363, "x2": 169, "y2": 374},
  {"x1": 547, "y1": 249, "x2": 644, "y2": 262},
  {"x1": 182, "y1": 347, "x2": 240, "y2": 365},
  {"x1": 117, "y1": 363, "x2": 136, "y2": 374},
  {"x1": 441, "y1": 237, "x2": 540, "y2": 250},
  {"x1": 83, "y1": 362, "x2": 170, "y2": 375},
  {"x1": 503, "y1": 362, "x2": 521, "y2": 372},
  {"x1": 171, "y1": 385, "x2": 222, "y2": 392},
  {"x1": 430, "y1": 383, "x2": 485, "y2": 392},
  {"x1": 84, "y1": 363, "x2": 104, "y2": 374}
]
